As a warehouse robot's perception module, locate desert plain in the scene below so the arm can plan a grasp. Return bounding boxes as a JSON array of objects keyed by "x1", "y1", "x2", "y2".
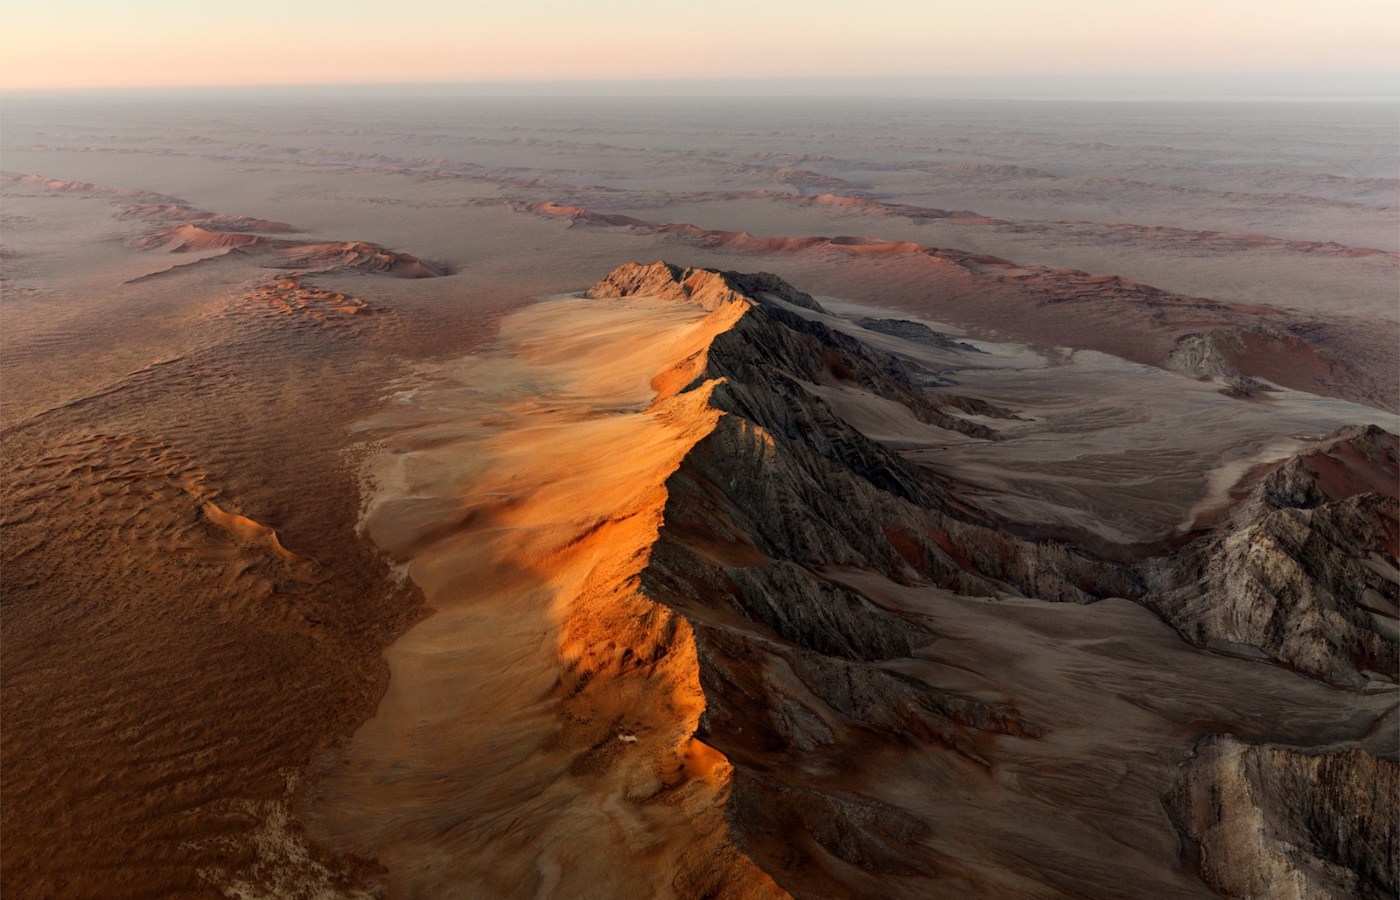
[{"x1": 1, "y1": 95, "x2": 1397, "y2": 898}]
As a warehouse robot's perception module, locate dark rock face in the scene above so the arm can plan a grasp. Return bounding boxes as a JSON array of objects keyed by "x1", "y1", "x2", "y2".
[
  {"x1": 588, "y1": 262, "x2": 1134, "y2": 890},
  {"x1": 584, "y1": 261, "x2": 1396, "y2": 896},
  {"x1": 731, "y1": 775, "x2": 936, "y2": 877},
  {"x1": 856, "y1": 317, "x2": 982, "y2": 354},
  {"x1": 1174, "y1": 736, "x2": 1399, "y2": 900},
  {"x1": 1145, "y1": 426, "x2": 1400, "y2": 685},
  {"x1": 1156, "y1": 431, "x2": 1399, "y2": 897},
  {"x1": 712, "y1": 299, "x2": 1002, "y2": 441}
]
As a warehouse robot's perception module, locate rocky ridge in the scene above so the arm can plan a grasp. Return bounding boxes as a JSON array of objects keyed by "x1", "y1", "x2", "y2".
[
  {"x1": 572, "y1": 261, "x2": 1396, "y2": 896},
  {"x1": 578, "y1": 262, "x2": 1138, "y2": 892}
]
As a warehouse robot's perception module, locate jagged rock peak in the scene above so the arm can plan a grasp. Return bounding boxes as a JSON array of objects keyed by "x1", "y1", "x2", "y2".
[{"x1": 586, "y1": 260, "x2": 826, "y2": 313}]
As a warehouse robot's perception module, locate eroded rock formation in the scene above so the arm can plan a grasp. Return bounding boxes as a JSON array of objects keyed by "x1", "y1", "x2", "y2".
[
  {"x1": 577, "y1": 262, "x2": 1139, "y2": 890},
  {"x1": 575, "y1": 261, "x2": 1395, "y2": 895},
  {"x1": 1175, "y1": 736, "x2": 1398, "y2": 900},
  {"x1": 1146, "y1": 425, "x2": 1399, "y2": 685}
]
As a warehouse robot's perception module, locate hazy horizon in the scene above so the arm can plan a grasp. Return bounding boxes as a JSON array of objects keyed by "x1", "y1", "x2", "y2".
[
  {"x1": 2, "y1": 73, "x2": 1397, "y2": 104},
  {"x1": 1, "y1": 0, "x2": 1396, "y2": 97}
]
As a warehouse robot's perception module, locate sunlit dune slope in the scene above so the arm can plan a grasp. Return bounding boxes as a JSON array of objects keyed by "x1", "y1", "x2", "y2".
[{"x1": 313, "y1": 260, "x2": 1396, "y2": 897}]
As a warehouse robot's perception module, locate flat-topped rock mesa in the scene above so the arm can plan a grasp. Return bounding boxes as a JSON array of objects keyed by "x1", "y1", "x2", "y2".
[{"x1": 1147, "y1": 425, "x2": 1399, "y2": 686}]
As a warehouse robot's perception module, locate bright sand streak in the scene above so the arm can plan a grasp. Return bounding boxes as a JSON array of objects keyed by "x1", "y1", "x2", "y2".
[{"x1": 301, "y1": 294, "x2": 782, "y2": 898}]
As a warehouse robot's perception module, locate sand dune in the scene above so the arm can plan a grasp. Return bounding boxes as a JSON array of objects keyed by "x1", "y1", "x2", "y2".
[
  {"x1": 6, "y1": 172, "x2": 449, "y2": 281},
  {"x1": 0, "y1": 177, "x2": 461, "y2": 894},
  {"x1": 131, "y1": 222, "x2": 266, "y2": 252},
  {"x1": 0, "y1": 172, "x2": 181, "y2": 204},
  {"x1": 121, "y1": 202, "x2": 301, "y2": 233},
  {"x1": 1048, "y1": 219, "x2": 1396, "y2": 257},
  {"x1": 527, "y1": 200, "x2": 652, "y2": 227},
  {"x1": 1, "y1": 431, "x2": 375, "y2": 895},
  {"x1": 229, "y1": 276, "x2": 385, "y2": 325},
  {"x1": 3, "y1": 99, "x2": 1396, "y2": 898},
  {"x1": 4, "y1": 175, "x2": 300, "y2": 234},
  {"x1": 300, "y1": 262, "x2": 1395, "y2": 897},
  {"x1": 305, "y1": 280, "x2": 782, "y2": 898},
  {"x1": 519, "y1": 201, "x2": 1394, "y2": 409},
  {"x1": 269, "y1": 240, "x2": 446, "y2": 278}
]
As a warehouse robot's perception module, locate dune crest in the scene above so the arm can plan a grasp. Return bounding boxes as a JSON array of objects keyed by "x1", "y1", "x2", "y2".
[
  {"x1": 131, "y1": 223, "x2": 265, "y2": 253},
  {"x1": 4, "y1": 172, "x2": 448, "y2": 280},
  {"x1": 305, "y1": 274, "x2": 784, "y2": 897},
  {"x1": 201, "y1": 500, "x2": 314, "y2": 566},
  {"x1": 121, "y1": 203, "x2": 300, "y2": 234}
]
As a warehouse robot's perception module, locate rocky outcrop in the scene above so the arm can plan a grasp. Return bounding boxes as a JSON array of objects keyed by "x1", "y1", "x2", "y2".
[
  {"x1": 1145, "y1": 426, "x2": 1400, "y2": 685},
  {"x1": 855, "y1": 317, "x2": 982, "y2": 353},
  {"x1": 1174, "y1": 736, "x2": 1399, "y2": 900},
  {"x1": 1163, "y1": 327, "x2": 1271, "y2": 395},
  {"x1": 583, "y1": 261, "x2": 1139, "y2": 892},
  {"x1": 587, "y1": 260, "x2": 825, "y2": 312},
  {"x1": 1163, "y1": 323, "x2": 1368, "y2": 402},
  {"x1": 569, "y1": 261, "x2": 1392, "y2": 894}
]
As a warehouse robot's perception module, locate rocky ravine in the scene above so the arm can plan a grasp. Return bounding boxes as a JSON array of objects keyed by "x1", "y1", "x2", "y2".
[{"x1": 569, "y1": 262, "x2": 1397, "y2": 897}]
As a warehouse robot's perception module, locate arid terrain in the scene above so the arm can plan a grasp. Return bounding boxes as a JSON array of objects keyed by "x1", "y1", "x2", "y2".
[{"x1": 1, "y1": 96, "x2": 1396, "y2": 898}]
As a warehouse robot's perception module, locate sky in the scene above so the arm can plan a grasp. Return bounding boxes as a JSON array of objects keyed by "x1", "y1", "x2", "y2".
[{"x1": 1, "y1": 0, "x2": 1397, "y2": 96}]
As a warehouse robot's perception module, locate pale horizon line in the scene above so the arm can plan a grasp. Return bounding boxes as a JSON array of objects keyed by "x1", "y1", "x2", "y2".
[{"x1": 3, "y1": 72, "x2": 1398, "y2": 103}]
